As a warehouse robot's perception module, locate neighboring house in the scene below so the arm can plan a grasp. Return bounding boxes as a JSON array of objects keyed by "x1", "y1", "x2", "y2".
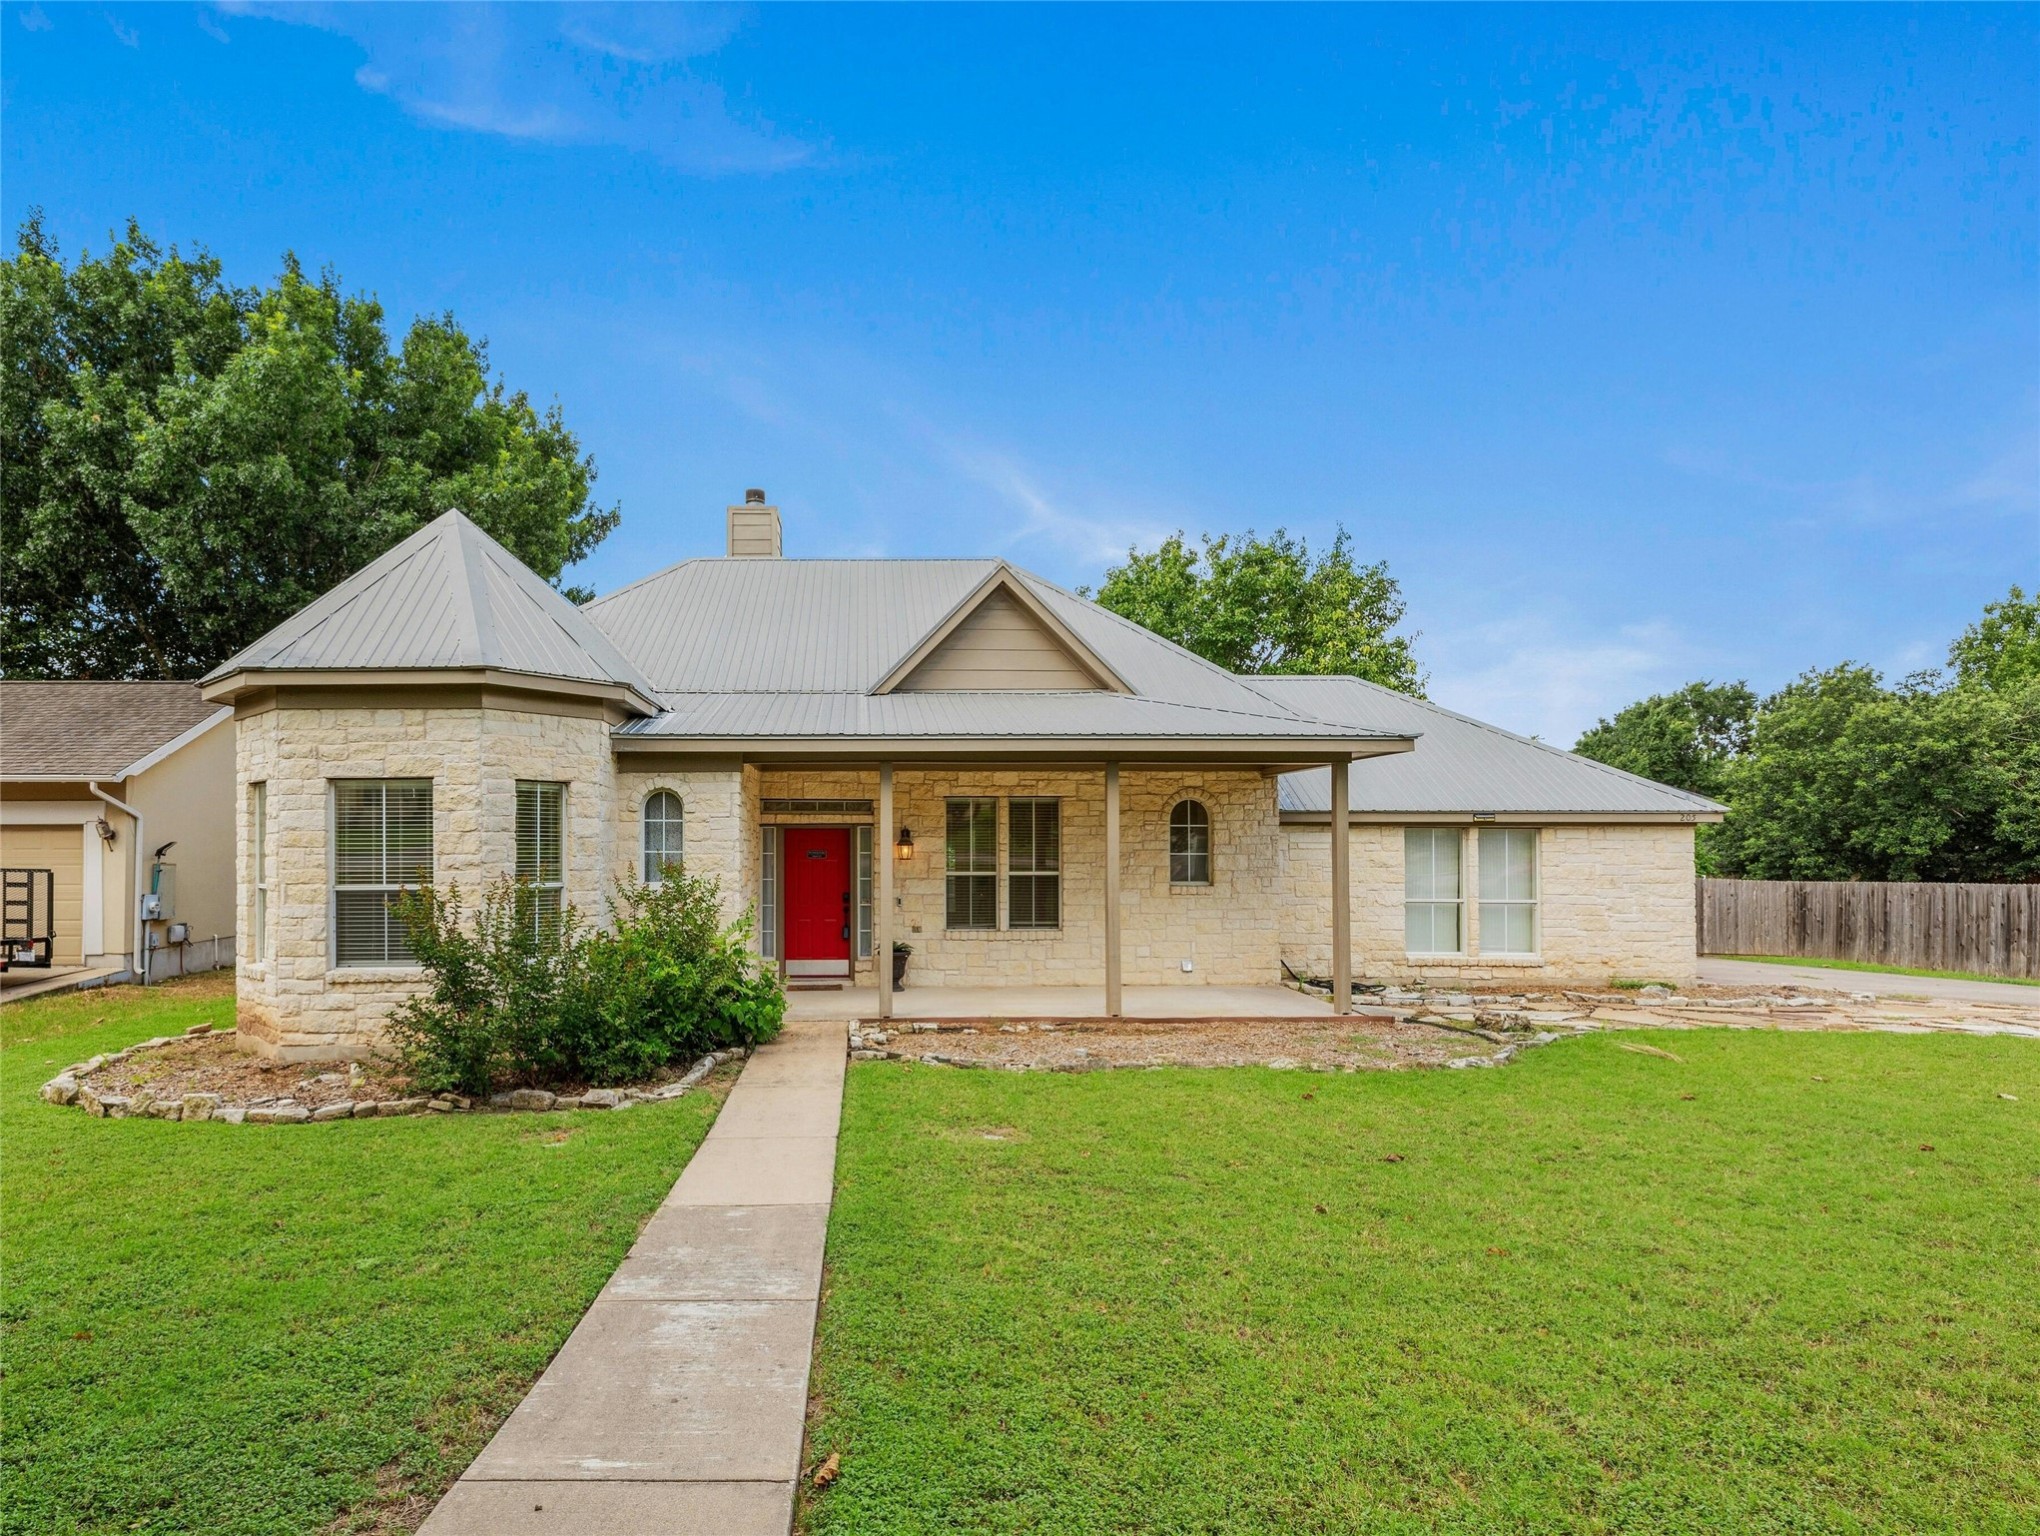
[
  {"x1": 199, "y1": 496, "x2": 1722, "y2": 1060},
  {"x1": 0, "y1": 682, "x2": 237, "y2": 985}
]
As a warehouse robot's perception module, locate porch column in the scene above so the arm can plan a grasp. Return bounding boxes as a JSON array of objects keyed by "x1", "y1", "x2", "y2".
[
  {"x1": 1104, "y1": 761, "x2": 1122, "y2": 1019},
  {"x1": 1330, "y1": 755, "x2": 1351, "y2": 1015},
  {"x1": 877, "y1": 762, "x2": 894, "y2": 1020}
]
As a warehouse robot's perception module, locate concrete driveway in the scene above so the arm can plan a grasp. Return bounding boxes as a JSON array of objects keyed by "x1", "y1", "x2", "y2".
[{"x1": 1699, "y1": 957, "x2": 2040, "y2": 1008}]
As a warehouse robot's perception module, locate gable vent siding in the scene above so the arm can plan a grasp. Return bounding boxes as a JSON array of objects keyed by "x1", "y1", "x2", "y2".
[{"x1": 895, "y1": 589, "x2": 1102, "y2": 691}]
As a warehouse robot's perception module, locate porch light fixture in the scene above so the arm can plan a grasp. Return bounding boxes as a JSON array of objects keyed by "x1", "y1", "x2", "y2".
[{"x1": 895, "y1": 827, "x2": 915, "y2": 859}]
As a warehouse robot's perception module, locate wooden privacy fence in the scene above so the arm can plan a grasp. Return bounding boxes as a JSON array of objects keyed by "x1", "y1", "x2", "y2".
[{"x1": 1696, "y1": 878, "x2": 2040, "y2": 981}]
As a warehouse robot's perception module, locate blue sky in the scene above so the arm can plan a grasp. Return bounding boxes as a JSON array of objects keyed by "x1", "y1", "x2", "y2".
[{"x1": 5, "y1": 3, "x2": 2034, "y2": 741}]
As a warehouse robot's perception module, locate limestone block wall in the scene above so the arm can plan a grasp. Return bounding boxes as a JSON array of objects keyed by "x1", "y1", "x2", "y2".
[
  {"x1": 1278, "y1": 820, "x2": 1699, "y2": 984},
  {"x1": 235, "y1": 700, "x2": 614, "y2": 1060},
  {"x1": 613, "y1": 765, "x2": 757, "y2": 930},
  {"x1": 754, "y1": 767, "x2": 1284, "y2": 988}
]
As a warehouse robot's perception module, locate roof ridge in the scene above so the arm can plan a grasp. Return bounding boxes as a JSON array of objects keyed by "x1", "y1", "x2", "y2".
[{"x1": 1262, "y1": 675, "x2": 1725, "y2": 811}]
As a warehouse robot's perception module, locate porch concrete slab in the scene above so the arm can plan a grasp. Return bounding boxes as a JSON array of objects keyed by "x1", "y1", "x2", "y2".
[
  {"x1": 667, "y1": 1134, "x2": 839, "y2": 1207},
  {"x1": 609, "y1": 1203, "x2": 829, "y2": 1302},
  {"x1": 462, "y1": 1297, "x2": 818, "y2": 1484},
  {"x1": 712, "y1": 1084, "x2": 843, "y2": 1140},
  {"x1": 419, "y1": 1018, "x2": 847, "y2": 1536},
  {"x1": 419, "y1": 1478, "x2": 795, "y2": 1535},
  {"x1": 785, "y1": 982, "x2": 1334, "y2": 1022}
]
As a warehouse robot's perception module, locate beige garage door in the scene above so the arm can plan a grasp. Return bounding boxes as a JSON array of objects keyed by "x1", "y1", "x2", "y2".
[{"x1": 0, "y1": 825, "x2": 85, "y2": 966}]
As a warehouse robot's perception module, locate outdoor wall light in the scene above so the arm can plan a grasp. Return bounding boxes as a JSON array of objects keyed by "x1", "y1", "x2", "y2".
[{"x1": 895, "y1": 827, "x2": 915, "y2": 859}]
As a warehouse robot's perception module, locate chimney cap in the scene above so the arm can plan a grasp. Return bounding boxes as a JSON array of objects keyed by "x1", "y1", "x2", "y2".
[{"x1": 744, "y1": 487, "x2": 767, "y2": 505}]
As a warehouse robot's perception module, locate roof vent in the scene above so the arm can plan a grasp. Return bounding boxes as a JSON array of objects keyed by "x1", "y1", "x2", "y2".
[{"x1": 727, "y1": 492, "x2": 782, "y2": 558}]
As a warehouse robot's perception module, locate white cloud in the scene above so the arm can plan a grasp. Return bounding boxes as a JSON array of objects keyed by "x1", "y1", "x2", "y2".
[
  {"x1": 929, "y1": 436, "x2": 1176, "y2": 569},
  {"x1": 212, "y1": 2, "x2": 812, "y2": 174},
  {"x1": 1423, "y1": 612, "x2": 1695, "y2": 746}
]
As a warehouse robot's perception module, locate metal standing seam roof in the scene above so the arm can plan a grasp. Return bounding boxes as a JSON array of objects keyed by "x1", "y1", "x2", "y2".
[
  {"x1": 590, "y1": 557, "x2": 1400, "y2": 744},
  {"x1": 1257, "y1": 676, "x2": 1727, "y2": 817},
  {"x1": 201, "y1": 511, "x2": 659, "y2": 703},
  {"x1": 0, "y1": 682, "x2": 228, "y2": 778}
]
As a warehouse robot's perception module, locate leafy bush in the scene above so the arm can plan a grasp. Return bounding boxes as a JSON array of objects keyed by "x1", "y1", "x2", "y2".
[{"x1": 387, "y1": 873, "x2": 784, "y2": 1096}]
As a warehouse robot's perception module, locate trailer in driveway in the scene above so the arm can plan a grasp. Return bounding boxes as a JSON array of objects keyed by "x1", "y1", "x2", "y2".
[{"x1": 1, "y1": 867, "x2": 57, "y2": 970}]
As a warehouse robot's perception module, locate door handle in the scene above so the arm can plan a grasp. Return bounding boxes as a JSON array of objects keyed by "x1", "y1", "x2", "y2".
[{"x1": 841, "y1": 925, "x2": 851, "y2": 941}]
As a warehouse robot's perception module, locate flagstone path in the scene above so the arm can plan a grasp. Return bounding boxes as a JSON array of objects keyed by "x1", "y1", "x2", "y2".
[{"x1": 418, "y1": 1016, "x2": 848, "y2": 1536}]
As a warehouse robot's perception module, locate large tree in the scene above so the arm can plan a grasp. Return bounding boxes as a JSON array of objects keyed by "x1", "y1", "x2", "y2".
[
  {"x1": 2, "y1": 217, "x2": 618, "y2": 678},
  {"x1": 1088, "y1": 527, "x2": 1424, "y2": 693},
  {"x1": 1573, "y1": 680, "x2": 1756, "y2": 803}
]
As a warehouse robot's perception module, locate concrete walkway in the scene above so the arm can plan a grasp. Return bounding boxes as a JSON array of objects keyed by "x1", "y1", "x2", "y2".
[
  {"x1": 419, "y1": 1017, "x2": 848, "y2": 1536},
  {"x1": 1699, "y1": 957, "x2": 2040, "y2": 1008}
]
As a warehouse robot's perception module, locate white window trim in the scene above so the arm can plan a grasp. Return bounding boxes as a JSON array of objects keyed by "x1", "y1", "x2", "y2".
[
  {"x1": 1475, "y1": 826, "x2": 1541, "y2": 958},
  {"x1": 642, "y1": 788, "x2": 684, "y2": 884},
  {"x1": 328, "y1": 778, "x2": 433, "y2": 970},
  {"x1": 251, "y1": 782, "x2": 269, "y2": 965},
  {"x1": 1006, "y1": 796, "x2": 1062, "y2": 931},
  {"x1": 1168, "y1": 798, "x2": 1212, "y2": 886},
  {"x1": 517, "y1": 780, "x2": 567, "y2": 939},
  {"x1": 1403, "y1": 825, "x2": 1466, "y2": 958},
  {"x1": 944, "y1": 796, "x2": 999, "y2": 931}
]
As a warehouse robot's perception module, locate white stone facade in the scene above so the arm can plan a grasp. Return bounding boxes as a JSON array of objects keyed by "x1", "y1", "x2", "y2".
[
  {"x1": 1279, "y1": 821, "x2": 1700, "y2": 984},
  {"x1": 235, "y1": 699, "x2": 614, "y2": 1059},
  {"x1": 238, "y1": 706, "x2": 1699, "y2": 1056}
]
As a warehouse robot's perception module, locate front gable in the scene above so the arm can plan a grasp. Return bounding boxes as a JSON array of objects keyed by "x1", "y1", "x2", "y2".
[{"x1": 875, "y1": 569, "x2": 1130, "y2": 694}]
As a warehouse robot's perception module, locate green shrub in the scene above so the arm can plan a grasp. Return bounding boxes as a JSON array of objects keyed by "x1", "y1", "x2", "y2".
[{"x1": 387, "y1": 873, "x2": 783, "y2": 1095}]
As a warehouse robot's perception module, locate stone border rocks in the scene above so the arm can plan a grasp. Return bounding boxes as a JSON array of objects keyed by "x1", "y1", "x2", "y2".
[{"x1": 40, "y1": 1027, "x2": 746, "y2": 1126}]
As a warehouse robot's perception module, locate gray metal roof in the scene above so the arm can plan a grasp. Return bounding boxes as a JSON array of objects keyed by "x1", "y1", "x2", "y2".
[
  {"x1": 204, "y1": 511, "x2": 659, "y2": 703},
  {"x1": 593, "y1": 558, "x2": 1405, "y2": 746},
  {"x1": 1259, "y1": 676, "x2": 1726, "y2": 817},
  {"x1": 0, "y1": 682, "x2": 227, "y2": 779}
]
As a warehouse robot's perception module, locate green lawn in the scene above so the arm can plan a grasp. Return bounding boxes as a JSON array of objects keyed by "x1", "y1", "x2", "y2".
[
  {"x1": 1724, "y1": 954, "x2": 2040, "y2": 987},
  {"x1": 805, "y1": 1033, "x2": 2040, "y2": 1535},
  {"x1": 2, "y1": 975, "x2": 725, "y2": 1536}
]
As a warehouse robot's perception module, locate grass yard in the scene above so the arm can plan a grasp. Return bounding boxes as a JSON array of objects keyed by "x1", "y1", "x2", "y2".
[
  {"x1": 2, "y1": 975, "x2": 725, "y2": 1536},
  {"x1": 1725, "y1": 954, "x2": 2040, "y2": 987},
  {"x1": 805, "y1": 1031, "x2": 2040, "y2": 1535}
]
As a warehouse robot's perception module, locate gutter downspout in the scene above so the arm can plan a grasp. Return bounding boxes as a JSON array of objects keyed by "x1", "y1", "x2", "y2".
[{"x1": 88, "y1": 781, "x2": 145, "y2": 986}]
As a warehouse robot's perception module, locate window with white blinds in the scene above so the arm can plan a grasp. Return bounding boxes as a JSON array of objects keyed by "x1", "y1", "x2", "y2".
[
  {"x1": 1403, "y1": 826, "x2": 1463, "y2": 955},
  {"x1": 251, "y1": 782, "x2": 269, "y2": 963},
  {"x1": 642, "y1": 790, "x2": 683, "y2": 883},
  {"x1": 517, "y1": 781, "x2": 565, "y2": 940},
  {"x1": 332, "y1": 779, "x2": 432, "y2": 966},
  {"x1": 945, "y1": 797, "x2": 997, "y2": 930},
  {"x1": 1478, "y1": 827, "x2": 1539, "y2": 955},
  {"x1": 1007, "y1": 798, "x2": 1061, "y2": 929}
]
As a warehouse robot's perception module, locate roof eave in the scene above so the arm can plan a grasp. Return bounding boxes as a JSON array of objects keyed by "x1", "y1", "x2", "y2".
[
  {"x1": 613, "y1": 733, "x2": 1416, "y2": 765},
  {"x1": 1280, "y1": 807, "x2": 1727, "y2": 825},
  {"x1": 201, "y1": 665, "x2": 661, "y2": 718}
]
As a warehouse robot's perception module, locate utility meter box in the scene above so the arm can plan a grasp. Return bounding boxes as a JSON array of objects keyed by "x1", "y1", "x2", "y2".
[{"x1": 145, "y1": 862, "x2": 176, "y2": 923}]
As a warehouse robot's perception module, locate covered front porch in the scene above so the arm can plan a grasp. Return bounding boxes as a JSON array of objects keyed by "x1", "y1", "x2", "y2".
[{"x1": 784, "y1": 981, "x2": 1336, "y2": 1022}]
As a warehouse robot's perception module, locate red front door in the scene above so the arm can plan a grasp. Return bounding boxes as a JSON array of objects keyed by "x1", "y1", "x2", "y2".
[{"x1": 784, "y1": 828, "x2": 853, "y2": 974}]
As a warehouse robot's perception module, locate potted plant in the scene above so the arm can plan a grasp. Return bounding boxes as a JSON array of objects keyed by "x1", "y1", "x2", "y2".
[{"x1": 891, "y1": 941, "x2": 912, "y2": 989}]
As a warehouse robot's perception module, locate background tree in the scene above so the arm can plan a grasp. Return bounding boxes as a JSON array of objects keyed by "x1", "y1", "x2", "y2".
[
  {"x1": 1948, "y1": 586, "x2": 2040, "y2": 693},
  {"x1": 1572, "y1": 680, "x2": 1755, "y2": 802},
  {"x1": 1089, "y1": 527, "x2": 1424, "y2": 693},
  {"x1": 2, "y1": 218, "x2": 618, "y2": 678}
]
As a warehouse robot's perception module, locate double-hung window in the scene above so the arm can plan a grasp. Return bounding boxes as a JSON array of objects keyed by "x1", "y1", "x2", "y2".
[
  {"x1": 642, "y1": 790, "x2": 683, "y2": 883},
  {"x1": 332, "y1": 779, "x2": 432, "y2": 966},
  {"x1": 1007, "y1": 798, "x2": 1061, "y2": 929},
  {"x1": 250, "y1": 782, "x2": 270, "y2": 963},
  {"x1": 1478, "y1": 827, "x2": 1539, "y2": 955},
  {"x1": 517, "y1": 781, "x2": 566, "y2": 941},
  {"x1": 1168, "y1": 799, "x2": 1211, "y2": 885},
  {"x1": 945, "y1": 797, "x2": 997, "y2": 930},
  {"x1": 1403, "y1": 826, "x2": 1463, "y2": 955}
]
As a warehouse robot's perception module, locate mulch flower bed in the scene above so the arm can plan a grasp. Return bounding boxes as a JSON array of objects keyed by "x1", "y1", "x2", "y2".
[
  {"x1": 847, "y1": 981, "x2": 2040, "y2": 1074},
  {"x1": 39, "y1": 1024, "x2": 743, "y2": 1124}
]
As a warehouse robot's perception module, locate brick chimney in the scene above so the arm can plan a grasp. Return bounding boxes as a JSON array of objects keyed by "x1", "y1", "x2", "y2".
[{"x1": 726, "y1": 488, "x2": 782, "y2": 558}]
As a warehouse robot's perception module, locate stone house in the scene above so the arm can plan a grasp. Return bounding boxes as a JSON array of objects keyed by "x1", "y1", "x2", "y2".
[{"x1": 200, "y1": 496, "x2": 1722, "y2": 1059}]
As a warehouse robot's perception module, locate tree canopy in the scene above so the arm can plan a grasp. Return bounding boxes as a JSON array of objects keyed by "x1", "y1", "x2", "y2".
[
  {"x1": 1575, "y1": 589, "x2": 2040, "y2": 883},
  {"x1": 2, "y1": 217, "x2": 618, "y2": 679},
  {"x1": 1089, "y1": 527, "x2": 1424, "y2": 694}
]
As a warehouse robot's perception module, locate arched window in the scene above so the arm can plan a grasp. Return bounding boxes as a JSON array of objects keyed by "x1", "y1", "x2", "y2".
[
  {"x1": 1168, "y1": 799, "x2": 1210, "y2": 885},
  {"x1": 642, "y1": 791, "x2": 684, "y2": 882}
]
